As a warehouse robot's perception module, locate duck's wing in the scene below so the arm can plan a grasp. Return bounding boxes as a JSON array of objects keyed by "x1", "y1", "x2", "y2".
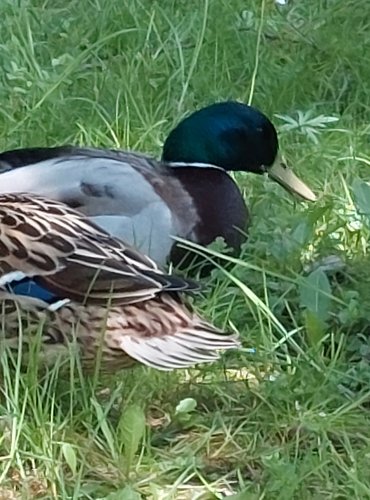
[
  {"x1": 0, "y1": 147, "x2": 198, "y2": 266},
  {"x1": 0, "y1": 193, "x2": 199, "y2": 306}
]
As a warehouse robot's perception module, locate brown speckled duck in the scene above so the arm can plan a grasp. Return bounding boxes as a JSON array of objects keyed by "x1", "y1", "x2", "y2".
[{"x1": 0, "y1": 193, "x2": 239, "y2": 372}]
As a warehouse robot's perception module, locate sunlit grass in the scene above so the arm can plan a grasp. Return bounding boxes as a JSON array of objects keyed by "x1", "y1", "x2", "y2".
[{"x1": 0, "y1": 0, "x2": 370, "y2": 497}]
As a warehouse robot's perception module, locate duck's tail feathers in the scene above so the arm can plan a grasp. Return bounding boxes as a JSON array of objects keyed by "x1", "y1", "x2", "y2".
[{"x1": 118, "y1": 323, "x2": 240, "y2": 371}]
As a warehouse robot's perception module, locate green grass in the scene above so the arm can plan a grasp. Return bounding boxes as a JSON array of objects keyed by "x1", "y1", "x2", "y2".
[{"x1": 1, "y1": 0, "x2": 370, "y2": 498}]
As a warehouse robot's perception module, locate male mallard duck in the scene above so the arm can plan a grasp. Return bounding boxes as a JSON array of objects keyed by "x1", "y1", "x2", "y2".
[
  {"x1": 0, "y1": 101, "x2": 316, "y2": 267},
  {"x1": 0, "y1": 193, "x2": 239, "y2": 372}
]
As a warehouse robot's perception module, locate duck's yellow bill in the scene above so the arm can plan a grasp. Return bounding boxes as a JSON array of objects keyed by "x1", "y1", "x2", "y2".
[{"x1": 268, "y1": 160, "x2": 317, "y2": 202}]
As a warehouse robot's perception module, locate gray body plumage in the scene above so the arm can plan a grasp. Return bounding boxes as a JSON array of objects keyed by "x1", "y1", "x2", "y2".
[{"x1": 0, "y1": 148, "x2": 199, "y2": 266}]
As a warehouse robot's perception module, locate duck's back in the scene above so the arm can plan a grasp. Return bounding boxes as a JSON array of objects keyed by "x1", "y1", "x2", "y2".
[{"x1": 0, "y1": 147, "x2": 197, "y2": 266}]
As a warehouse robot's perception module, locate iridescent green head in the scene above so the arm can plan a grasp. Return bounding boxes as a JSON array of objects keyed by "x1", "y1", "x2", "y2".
[{"x1": 162, "y1": 101, "x2": 316, "y2": 201}]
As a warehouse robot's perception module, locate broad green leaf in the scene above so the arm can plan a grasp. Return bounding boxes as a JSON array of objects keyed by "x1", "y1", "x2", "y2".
[
  {"x1": 299, "y1": 269, "x2": 331, "y2": 322},
  {"x1": 352, "y1": 178, "x2": 370, "y2": 216},
  {"x1": 175, "y1": 398, "x2": 197, "y2": 415},
  {"x1": 119, "y1": 404, "x2": 146, "y2": 473},
  {"x1": 304, "y1": 310, "x2": 326, "y2": 344},
  {"x1": 291, "y1": 219, "x2": 313, "y2": 247},
  {"x1": 61, "y1": 442, "x2": 77, "y2": 475}
]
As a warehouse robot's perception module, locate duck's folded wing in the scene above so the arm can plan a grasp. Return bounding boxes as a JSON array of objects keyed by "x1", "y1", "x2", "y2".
[
  {"x1": 37, "y1": 257, "x2": 199, "y2": 305},
  {"x1": 0, "y1": 194, "x2": 198, "y2": 306}
]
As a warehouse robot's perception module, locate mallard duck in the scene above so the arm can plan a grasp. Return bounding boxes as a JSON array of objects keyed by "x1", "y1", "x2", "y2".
[
  {"x1": 0, "y1": 101, "x2": 316, "y2": 267},
  {"x1": 0, "y1": 193, "x2": 239, "y2": 372}
]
